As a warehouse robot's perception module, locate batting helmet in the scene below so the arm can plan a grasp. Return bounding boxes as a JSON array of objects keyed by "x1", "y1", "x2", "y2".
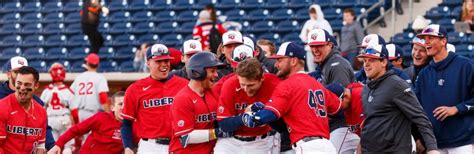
[
  {"x1": 49, "y1": 63, "x2": 66, "y2": 82},
  {"x1": 186, "y1": 52, "x2": 225, "y2": 81}
]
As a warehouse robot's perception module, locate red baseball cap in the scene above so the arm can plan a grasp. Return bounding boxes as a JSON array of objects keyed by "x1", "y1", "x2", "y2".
[
  {"x1": 168, "y1": 48, "x2": 182, "y2": 66},
  {"x1": 85, "y1": 53, "x2": 100, "y2": 65}
]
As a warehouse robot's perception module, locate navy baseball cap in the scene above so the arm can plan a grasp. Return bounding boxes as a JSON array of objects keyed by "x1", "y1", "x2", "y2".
[
  {"x1": 326, "y1": 82, "x2": 345, "y2": 98},
  {"x1": 386, "y1": 44, "x2": 403, "y2": 60},
  {"x1": 416, "y1": 24, "x2": 447, "y2": 38},
  {"x1": 307, "y1": 29, "x2": 338, "y2": 46},
  {"x1": 358, "y1": 34, "x2": 386, "y2": 48},
  {"x1": 357, "y1": 44, "x2": 389, "y2": 59},
  {"x1": 146, "y1": 44, "x2": 174, "y2": 61},
  {"x1": 268, "y1": 42, "x2": 306, "y2": 60}
]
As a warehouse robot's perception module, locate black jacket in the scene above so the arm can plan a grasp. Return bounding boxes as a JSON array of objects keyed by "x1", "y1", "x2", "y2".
[{"x1": 361, "y1": 71, "x2": 438, "y2": 153}]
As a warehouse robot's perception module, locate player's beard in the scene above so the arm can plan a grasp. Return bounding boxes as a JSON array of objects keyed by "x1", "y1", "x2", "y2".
[{"x1": 276, "y1": 67, "x2": 290, "y2": 79}]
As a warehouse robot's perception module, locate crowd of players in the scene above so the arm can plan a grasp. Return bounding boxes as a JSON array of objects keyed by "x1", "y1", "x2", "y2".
[{"x1": 0, "y1": 17, "x2": 472, "y2": 154}]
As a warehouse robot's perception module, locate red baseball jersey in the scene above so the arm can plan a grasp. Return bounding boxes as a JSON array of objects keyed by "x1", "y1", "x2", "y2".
[
  {"x1": 121, "y1": 76, "x2": 188, "y2": 139},
  {"x1": 217, "y1": 73, "x2": 281, "y2": 136},
  {"x1": 55, "y1": 112, "x2": 123, "y2": 154},
  {"x1": 344, "y1": 83, "x2": 365, "y2": 135},
  {"x1": 0, "y1": 94, "x2": 47, "y2": 153},
  {"x1": 265, "y1": 73, "x2": 342, "y2": 144},
  {"x1": 170, "y1": 86, "x2": 218, "y2": 154},
  {"x1": 193, "y1": 22, "x2": 226, "y2": 51},
  {"x1": 212, "y1": 73, "x2": 235, "y2": 97}
]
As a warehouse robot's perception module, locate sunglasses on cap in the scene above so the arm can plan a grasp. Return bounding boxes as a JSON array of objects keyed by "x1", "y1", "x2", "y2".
[{"x1": 364, "y1": 48, "x2": 386, "y2": 58}]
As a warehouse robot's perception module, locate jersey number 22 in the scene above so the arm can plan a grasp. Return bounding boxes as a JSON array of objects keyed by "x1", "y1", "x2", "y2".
[
  {"x1": 78, "y1": 82, "x2": 94, "y2": 95},
  {"x1": 308, "y1": 90, "x2": 326, "y2": 117}
]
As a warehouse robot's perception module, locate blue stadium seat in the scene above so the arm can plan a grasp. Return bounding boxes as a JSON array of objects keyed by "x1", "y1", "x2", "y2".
[
  {"x1": 107, "y1": 1, "x2": 126, "y2": 12},
  {"x1": 401, "y1": 44, "x2": 412, "y2": 57},
  {"x1": 19, "y1": 23, "x2": 42, "y2": 35},
  {"x1": 314, "y1": 0, "x2": 332, "y2": 8},
  {"x1": 171, "y1": 0, "x2": 193, "y2": 11},
  {"x1": 43, "y1": 12, "x2": 63, "y2": 23},
  {"x1": 323, "y1": 8, "x2": 342, "y2": 20},
  {"x1": 20, "y1": 2, "x2": 41, "y2": 13},
  {"x1": 239, "y1": 0, "x2": 262, "y2": 10},
  {"x1": 131, "y1": 22, "x2": 153, "y2": 34},
  {"x1": 248, "y1": 21, "x2": 273, "y2": 34},
  {"x1": 450, "y1": 6, "x2": 462, "y2": 19},
  {"x1": 0, "y1": 48, "x2": 21, "y2": 60},
  {"x1": 440, "y1": 0, "x2": 462, "y2": 7},
  {"x1": 118, "y1": 61, "x2": 135, "y2": 72},
  {"x1": 391, "y1": 32, "x2": 415, "y2": 45},
  {"x1": 225, "y1": 9, "x2": 245, "y2": 21},
  {"x1": 292, "y1": 8, "x2": 309, "y2": 21},
  {"x1": 1, "y1": 35, "x2": 22, "y2": 47},
  {"x1": 130, "y1": 11, "x2": 152, "y2": 23},
  {"x1": 192, "y1": 0, "x2": 213, "y2": 10},
  {"x1": 64, "y1": 12, "x2": 81, "y2": 23},
  {"x1": 69, "y1": 60, "x2": 85, "y2": 72},
  {"x1": 106, "y1": 11, "x2": 130, "y2": 23},
  {"x1": 358, "y1": 0, "x2": 380, "y2": 8},
  {"x1": 0, "y1": 23, "x2": 20, "y2": 35},
  {"x1": 287, "y1": 0, "x2": 310, "y2": 9},
  {"x1": 1, "y1": 13, "x2": 21, "y2": 24},
  {"x1": 67, "y1": 35, "x2": 88, "y2": 47},
  {"x1": 176, "y1": 22, "x2": 195, "y2": 34},
  {"x1": 98, "y1": 61, "x2": 117, "y2": 72},
  {"x1": 127, "y1": 1, "x2": 148, "y2": 11},
  {"x1": 63, "y1": 23, "x2": 81, "y2": 35},
  {"x1": 114, "y1": 46, "x2": 135, "y2": 61},
  {"x1": 257, "y1": 33, "x2": 279, "y2": 42},
  {"x1": 44, "y1": 47, "x2": 67, "y2": 61},
  {"x1": 137, "y1": 34, "x2": 159, "y2": 44},
  {"x1": 20, "y1": 13, "x2": 43, "y2": 23},
  {"x1": 2, "y1": 2, "x2": 21, "y2": 13},
  {"x1": 333, "y1": 0, "x2": 357, "y2": 9},
  {"x1": 262, "y1": 0, "x2": 285, "y2": 10},
  {"x1": 244, "y1": 9, "x2": 269, "y2": 21},
  {"x1": 161, "y1": 34, "x2": 182, "y2": 47},
  {"x1": 63, "y1": 2, "x2": 80, "y2": 12},
  {"x1": 42, "y1": 2, "x2": 63, "y2": 13},
  {"x1": 150, "y1": 0, "x2": 170, "y2": 11},
  {"x1": 28, "y1": 60, "x2": 48, "y2": 72},
  {"x1": 107, "y1": 22, "x2": 132, "y2": 34},
  {"x1": 454, "y1": 44, "x2": 472, "y2": 58},
  {"x1": 98, "y1": 47, "x2": 114, "y2": 59},
  {"x1": 216, "y1": 0, "x2": 238, "y2": 10},
  {"x1": 425, "y1": 7, "x2": 447, "y2": 20},
  {"x1": 44, "y1": 35, "x2": 67, "y2": 47},
  {"x1": 22, "y1": 47, "x2": 45, "y2": 60},
  {"x1": 152, "y1": 11, "x2": 175, "y2": 22},
  {"x1": 113, "y1": 34, "x2": 135, "y2": 47},
  {"x1": 447, "y1": 32, "x2": 464, "y2": 45},
  {"x1": 273, "y1": 20, "x2": 299, "y2": 33},
  {"x1": 67, "y1": 47, "x2": 89, "y2": 60},
  {"x1": 268, "y1": 9, "x2": 292, "y2": 21},
  {"x1": 281, "y1": 33, "x2": 300, "y2": 42},
  {"x1": 330, "y1": 19, "x2": 343, "y2": 33},
  {"x1": 42, "y1": 23, "x2": 64, "y2": 35},
  {"x1": 176, "y1": 10, "x2": 198, "y2": 22},
  {"x1": 154, "y1": 22, "x2": 178, "y2": 34},
  {"x1": 22, "y1": 35, "x2": 44, "y2": 47}
]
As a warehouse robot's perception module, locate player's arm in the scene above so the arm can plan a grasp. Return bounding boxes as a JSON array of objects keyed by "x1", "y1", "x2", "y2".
[
  {"x1": 121, "y1": 119, "x2": 134, "y2": 151},
  {"x1": 120, "y1": 87, "x2": 138, "y2": 150},
  {"x1": 216, "y1": 81, "x2": 242, "y2": 132},
  {"x1": 0, "y1": 101, "x2": 8, "y2": 153},
  {"x1": 392, "y1": 85, "x2": 438, "y2": 152},
  {"x1": 54, "y1": 113, "x2": 100, "y2": 150}
]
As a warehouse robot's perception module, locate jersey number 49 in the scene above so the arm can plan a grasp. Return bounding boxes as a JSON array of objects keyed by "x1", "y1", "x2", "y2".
[{"x1": 308, "y1": 90, "x2": 327, "y2": 117}]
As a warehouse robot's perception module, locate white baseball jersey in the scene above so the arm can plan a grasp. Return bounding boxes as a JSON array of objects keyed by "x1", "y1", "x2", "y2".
[
  {"x1": 70, "y1": 71, "x2": 109, "y2": 112},
  {"x1": 41, "y1": 83, "x2": 74, "y2": 116}
]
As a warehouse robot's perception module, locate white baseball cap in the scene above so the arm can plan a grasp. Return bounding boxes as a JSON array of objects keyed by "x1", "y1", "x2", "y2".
[
  {"x1": 243, "y1": 36, "x2": 255, "y2": 50},
  {"x1": 447, "y1": 43, "x2": 456, "y2": 53},
  {"x1": 359, "y1": 34, "x2": 386, "y2": 48},
  {"x1": 231, "y1": 45, "x2": 254, "y2": 68},
  {"x1": 222, "y1": 31, "x2": 243, "y2": 46},
  {"x1": 8, "y1": 56, "x2": 28, "y2": 70},
  {"x1": 183, "y1": 40, "x2": 202, "y2": 55},
  {"x1": 307, "y1": 29, "x2": 337, "y2": 46}
]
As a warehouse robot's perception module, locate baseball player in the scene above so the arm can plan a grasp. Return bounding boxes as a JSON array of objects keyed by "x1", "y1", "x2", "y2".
[
  {"x1": 121, "y1": 44, "x2": 189, "y2": 154},
  {"x1": 0, "y1": 56, "x2": 55, "y2": 150},
  {"x1": 170, "y1": 39, "x2": 203, "y2": 80},
  {"x1": 214, "y1": 58, "x2": 281, "y2": 153},
  {"x1": 357, "y1": 44, "x2": 439, "y2": 153},
  {"x1": 403, "y1": 37, "x2": 431, "y2": 83},
  {"x1": 386, "y1": 44, "x2": 404, "y2": 70},
  {"x1": 170, "y1": 52, "x2": 231, "y2": 153},
  {"x1": 217, "y1": 30, "x2": 244, "y2": 79},
  {"x1": 70, "y1": 53, "x2": 110, "y2": 122},
  {"x1": 41, "y1": 63, "x2": 74, "y2": 154},
  {"x1": 0, "y1": 66, "x2": 47, "y2": 153},
  {"x1": 243, "y1": 42, "x2": 343, "y2": 153},
  {"x1": 47, "y1": 91, "x2": 125, "y2": 154}
]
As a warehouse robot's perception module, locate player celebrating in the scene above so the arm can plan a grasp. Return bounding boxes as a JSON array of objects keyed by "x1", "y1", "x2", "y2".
[
  {"x1": 0, "y1": 66, "x2": 47, "y2": 153},
  {"x1": 214, "y1": 58, "x2": 281, "y2": 153},
  {"x1": 243, "y1": 42, "x2": 343, "y2": 153},
  {"x1": 170, "y1": 52, "x2": 231, "y2": 154},
  {"x1": 170, "y1": 39, "x2": 203, "y2": 79},
  {"x1": 41, "y1": 63, "x2": 74, "y2": 153},
  {"x1": 47, "y1": 91, "x2": 125, "y2": 154},
  {"x1": 70, "y1": 53, "x2": 110, "y2": 122},
  {"x1": 121, "y1": 44, "x2": 188, "y2": 154}
]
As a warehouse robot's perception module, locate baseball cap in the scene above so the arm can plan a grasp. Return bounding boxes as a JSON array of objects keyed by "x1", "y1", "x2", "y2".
[
  {"x1": 411, "y1": 37, "x2": 427, "y2": 47},
  {"x1": 325, "y1": 82, "x2": 344, "y2": 99},
  {"x1": 168, "y1": 48, "x2": 182, "y2": 66},
  {"x1": 85, "y1": 53, "x2": 100, "y2": 65},
  {"x1": 3, "y1": 56, "x2": 28, "y2": 72},
  {"x1": 243, "y1": 36, "x2": 255, "y2": 50},
  {"x1": 307, "y1": 29, "x2": 337, "y2": 46},
  {"x1": 146, "y1": 44, "x2": 174, "y2": 61},
  {"x1": 416, "y1": 24, "x2": 447, "y2": 38},
  {"x1": 183, "y1": 40, "x2": 202, "y2": 55},
  {"x1": 222, "y1": 31, "x2": 243, "y2": 46},
  {"x1": 268, "y1": 42, "x2": 306, "y2": 60},
  {"x1": 231, "y1": 44, "x2": 254, "y2": 68},
  {"x1": 357, "y1": 44, "x2": 389, "y2": 59},
  {"x1": 386, "y1": 44, "x2": 403, "y2": 60},
  {"x1": 358, "y1": 34, "x2": 386, "y2": 48}
]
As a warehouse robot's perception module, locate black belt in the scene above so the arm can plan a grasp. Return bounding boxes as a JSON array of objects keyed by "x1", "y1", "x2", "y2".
[
  {"x1": 233, "y1": 130, "x2": 276, "y2": 142},
  {"x1": 142, "y1": 138, "x2": 170, "y2": 145},
  {"x1": 292, "y1": 136, "x2": 323, "y2": 147}
]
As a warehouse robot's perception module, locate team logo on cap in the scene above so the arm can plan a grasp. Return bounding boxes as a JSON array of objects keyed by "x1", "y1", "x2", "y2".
[
  {"x1": 422, "y1": 28, "x2": 434, "y2": 33},
  {"x1": 228, "y1": 34, "x2": 235, "y2": 39},
  {"x1": 239, "y1": 52, "x2": 248, "y2": 60},
  {"x1": 311, "y1": 33, "x2": 318, "y2": 40},
  {"x1": 364, "y1": 37, "x2": 371, "y2": 43},
  {"x1": 17, "y1": 59, "x2": 25, "y2": 65},
  {"x1": 190, "y1": 43, "x2": 196, "y2": 49}
]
